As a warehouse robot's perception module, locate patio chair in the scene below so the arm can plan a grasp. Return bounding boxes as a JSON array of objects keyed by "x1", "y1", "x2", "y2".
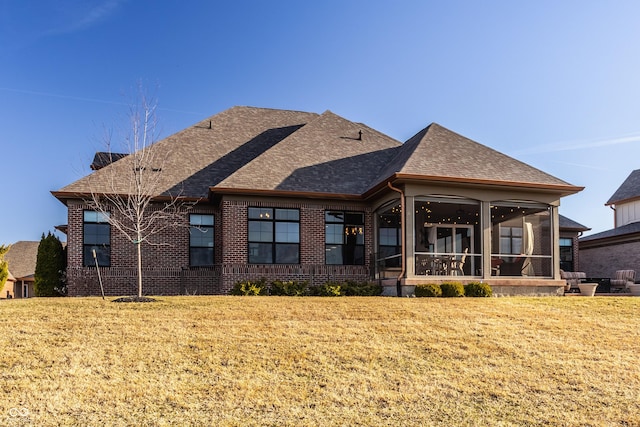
[
  {"x1": 610, "y1": 270, "x2": 636, "y2": 292},
  {"x1": 450, "y1": 248, "x2": 468, "y2": 276}
]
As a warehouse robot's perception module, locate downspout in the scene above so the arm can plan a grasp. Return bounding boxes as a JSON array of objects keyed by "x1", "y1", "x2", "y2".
[
  {"x1": 610, "y1": 205, "x2": 617, "y2": 228},
  {"x1": 387, "y1": 182, "x2": 406, "y2": 297}
]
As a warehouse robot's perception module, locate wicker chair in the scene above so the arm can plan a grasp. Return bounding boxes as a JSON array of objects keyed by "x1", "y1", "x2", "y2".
[
  {"x1": 560, "y1": 270, "x2": 586, "y2": 293},
  {"x1": 610, "y1": 270, "x2": 636, "y2": 292}
]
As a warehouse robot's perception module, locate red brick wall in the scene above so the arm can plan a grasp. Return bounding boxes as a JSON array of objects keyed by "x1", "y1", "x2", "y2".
[
  {"x1": 65, "y1": 197, "x2": 376, "y2": 296},
  {"x1": 218, "y1": 198, "x2": 374, "y2": 293},
  {"x1": 66, "y1": 200, "x2": 220, "y2": 296}
]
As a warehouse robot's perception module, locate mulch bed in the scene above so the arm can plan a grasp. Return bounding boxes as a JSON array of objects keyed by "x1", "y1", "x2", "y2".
[{"x1": 111, "y1": 296, "x2": 158, "y2": 303}]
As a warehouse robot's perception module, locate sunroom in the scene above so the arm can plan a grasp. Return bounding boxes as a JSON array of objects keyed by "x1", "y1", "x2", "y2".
[{"x1": 373, "y1": 185, "x2": 567, "y2": 296}]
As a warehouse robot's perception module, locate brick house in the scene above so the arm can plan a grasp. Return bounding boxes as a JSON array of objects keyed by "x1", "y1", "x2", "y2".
[
  {"x1": 579, "y1": 169, "x2": 640, "y2": 278},
  {"x1": 52, "y1": 106, "x2": 583, "y2": 296},
  {"x1": 1, "y1": 241, "x2": 39, "y2": 299}
]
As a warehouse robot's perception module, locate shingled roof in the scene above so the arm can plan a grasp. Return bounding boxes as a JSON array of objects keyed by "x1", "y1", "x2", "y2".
[
  {"x1": 558, "y1": 214, "x2": 590, "y2": 232},
  {"x1": 606, "y1": 169, "x2": 640, "y2": 205},
  {"x1": 53, "y1": 106, "x2": 582, "y2": 202},
  {"x1": 5, "y1": 241, "x2": 39, "y2": 280},
  {"x1": 55, "y1": 107, "x2": 318, "y2": 200},
  {"x1": 214, "y1": 110, "x2": 401, "y2": 195},
  {"x1": 373, "y1": 123, "x2": 579, "y2": 194},
  {"x1": 579, "y1": 221, "x2": 640, "y2": 243}
]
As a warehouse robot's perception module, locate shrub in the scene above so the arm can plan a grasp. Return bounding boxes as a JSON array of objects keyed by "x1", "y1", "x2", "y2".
[
  {"x1": 34, "y1": 232, "x2": 66, "y2": 297},
  {"x1": 464, "y1": 282, "x2": 493, "y2": 297},
  {"x1": 440, "y1": 281, "x2": 465, "y2": 297},
  {"x1": 340, "y1": 280, "x2": 383, "y2": 296},
  {"x1": 414, "y1": 283, "x2": 442, "y2": 297},
  {"x1": 229, "y1": 278, "x2": 268, "y2": 296},
  {"x1": 269, "y1": 280, "x2": 308, "y2": 296},
  {"x1": 308, "y1": 282, "x2": 342, "y2": 296}
]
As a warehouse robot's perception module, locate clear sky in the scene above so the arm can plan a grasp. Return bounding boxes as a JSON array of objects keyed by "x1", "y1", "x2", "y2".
[{"x1": 2, "y1": 0, "x2": 640, "y2": 245}]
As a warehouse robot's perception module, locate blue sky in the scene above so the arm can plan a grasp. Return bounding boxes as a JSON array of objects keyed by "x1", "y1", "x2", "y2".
[{"x1": 2, "y1": 0, "x2": 640, "y2": 244}]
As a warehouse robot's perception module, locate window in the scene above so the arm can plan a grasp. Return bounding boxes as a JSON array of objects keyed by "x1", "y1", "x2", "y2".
[
  {"x1": 500, "y1": 226, "x2": 523, "y2": 255},
  {"x1": 559, "y1": 237, "x2": 574, "y2": 271},
  {"x1": 248, "y1": 207, "x2": 299, "y2": 264},
  {"x1": 377, "y1": 203, "x2": 401, "y2": 268},
  {"x1": 83, "y1": 211, "x2": 110, "y2": 267},
  {"x1": 325, "y1": 211, "x2": 365, "y2": 265},
  {"x1": 190, "y1": 214, "x2": 214, "y2": 266}
]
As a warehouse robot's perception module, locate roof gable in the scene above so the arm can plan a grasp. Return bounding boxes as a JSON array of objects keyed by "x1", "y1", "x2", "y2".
[{"x1": 607, "y1": 169, "x2": 640, "y2": 205}]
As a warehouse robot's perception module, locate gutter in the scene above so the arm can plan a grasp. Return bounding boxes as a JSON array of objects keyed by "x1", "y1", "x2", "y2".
[{"x1": 387, "y1": 182, "x2": 406, "y2": 297}]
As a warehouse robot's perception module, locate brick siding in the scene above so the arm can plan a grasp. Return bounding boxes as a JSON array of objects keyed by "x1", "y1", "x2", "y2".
[
  {"x1": 66, "y1": 198, "x2": 375, "y2": 296},
  {"x1": 66, "y1": 200, "x2": 220, "y2": 296},
  {"x1": 579, "y1": 240, "x2": 640, "y2": 278}
]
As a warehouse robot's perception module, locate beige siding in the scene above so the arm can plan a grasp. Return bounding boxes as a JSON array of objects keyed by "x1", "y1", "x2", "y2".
[{"x1": 616, "y1": 200, "x2": 640, "y2": 227}]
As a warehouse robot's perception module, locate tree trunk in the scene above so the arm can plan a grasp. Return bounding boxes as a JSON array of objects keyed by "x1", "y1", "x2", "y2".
[{"x1": 136, "y1": 240, "x2": 143, "y2": 298}]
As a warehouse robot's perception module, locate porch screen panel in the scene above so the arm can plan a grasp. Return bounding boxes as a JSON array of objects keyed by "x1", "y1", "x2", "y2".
[
  {"x1": 490, "y1": 202, "x2": 552, "y2": 277},
  {"x1": 414, "y1": 197, "x2": 481, "y2": 277}
]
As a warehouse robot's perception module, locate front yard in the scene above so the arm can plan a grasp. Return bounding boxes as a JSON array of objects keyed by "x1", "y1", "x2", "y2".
[{"x1": 1, "y1": 296, "x2": 639, "y2": 426}]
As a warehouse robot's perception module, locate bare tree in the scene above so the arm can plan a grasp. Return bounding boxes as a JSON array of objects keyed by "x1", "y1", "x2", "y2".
[{"x1": 86, "y1": 89, "x2": 191, "y2": 298}]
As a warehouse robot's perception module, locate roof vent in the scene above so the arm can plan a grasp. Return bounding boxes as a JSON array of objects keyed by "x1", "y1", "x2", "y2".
[{"x1": 358, "y1": 130, "x2": 362, "y2": 140}]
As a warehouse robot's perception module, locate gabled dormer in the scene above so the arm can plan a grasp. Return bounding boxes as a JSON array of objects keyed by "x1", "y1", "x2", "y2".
[{"x1": 606, "y1": 169, "x2": 640, "y2": 228}]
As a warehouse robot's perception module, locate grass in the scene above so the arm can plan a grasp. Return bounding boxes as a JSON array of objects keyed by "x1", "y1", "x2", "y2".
[{"x1": 1, "y1": 296, "x2": 639, "y2": 426}]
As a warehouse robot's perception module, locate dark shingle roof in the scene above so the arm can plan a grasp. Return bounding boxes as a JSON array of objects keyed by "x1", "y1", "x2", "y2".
[
  {"x1": 90, "y1": 152, "x2": 128, "y2": 170},
  {"x1": 54, "y1": 107, "x2": 581, "y2": 201},
  {"x1": 5, "y1": 241, "x2": 39, "y2": 280},
  {"x1": 57, "y1": 107, "x2": 318, "y2": 199},
  {"x1": 374, "y1": 123, "x2": 577, "y2": 191},
  {"x1": 215, "y1": 110, "x2": 401, "y2": 195},
  {"x1": 579, "y1": 221, "x2": 640, "y2": 242},
  {"x1": 558, "y1": 214, "x2": 590, "y2": 232},
  {"x1": 607, "y1": 169, "x2": 640, "y2": 205}
]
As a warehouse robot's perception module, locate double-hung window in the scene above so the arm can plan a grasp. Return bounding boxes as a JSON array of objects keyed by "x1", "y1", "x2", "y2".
[
  {"x1": 325, "y1": 211, "x2": 365, "y2": 265},
  {"x1": 83, "y1": 211, "x2": 110, "y2": 267},
  {"x1": 190, "y1": 214, "x2": 214, "y2": 266},
  {"x1": 248, "y1": 207, "x2": 299, "y2": 264}
]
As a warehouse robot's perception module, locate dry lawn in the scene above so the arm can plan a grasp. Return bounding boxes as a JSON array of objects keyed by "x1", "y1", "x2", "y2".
[{"x1": 1, "y1": 296, "x2": 639, "y2": 426}]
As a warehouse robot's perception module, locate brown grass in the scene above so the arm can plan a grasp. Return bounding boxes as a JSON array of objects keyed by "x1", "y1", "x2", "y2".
[{"x1": 1, "y1": 296, "x2": 639, "y2": 426}]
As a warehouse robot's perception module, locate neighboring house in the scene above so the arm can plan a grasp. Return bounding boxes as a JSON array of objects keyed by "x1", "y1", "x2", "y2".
[
  {"x1": 579, "y1": 169, "x2": 640, "y2": 278},
  {"x1": 0, "y1": 241, "x2": 39, "y2": 298},
  {"x1": 52, "y1": 106, "x2": 583, "y2": 297}
]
